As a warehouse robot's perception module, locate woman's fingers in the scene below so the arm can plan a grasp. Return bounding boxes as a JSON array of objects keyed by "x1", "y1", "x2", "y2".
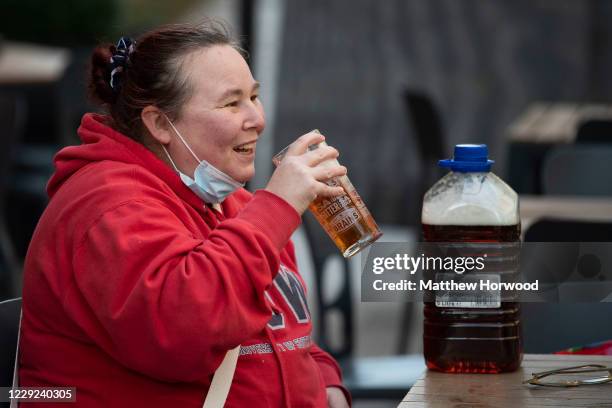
[
  {"x1": 311, "y1": 164, "x2": 347, "y2": 181},
  {"x1": 265, "y1": 131, "x2": 347, "y2": 213},
  {"x1": 285, "y1": 131, "x2": 326, "y2": 156},
  {"x1": 303, "y1": 145, "x2": 339, "y2": 167},
  {"x1": 313, "y1": 164, "x2": 347, "y2": 198},
  {"x1": 316, "y1": 182, "x2": 345, "y2": 198}
]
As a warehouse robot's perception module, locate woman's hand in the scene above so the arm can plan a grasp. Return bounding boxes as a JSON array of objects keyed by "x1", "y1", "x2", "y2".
[
  {"x1": 326, "y1": 386, "x2": 350, "y2": 408},
  {"x1": 265, "y1": 131, "x2": 347, "y2": 215}
]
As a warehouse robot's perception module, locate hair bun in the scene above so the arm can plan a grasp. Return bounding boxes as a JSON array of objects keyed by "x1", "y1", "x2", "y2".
[
  {"x1": 85, "y1": 21, "x2": 236, "y2": 141},
  {"x1": 88, "y1": 44, "x2": 117, "y2": 105}
]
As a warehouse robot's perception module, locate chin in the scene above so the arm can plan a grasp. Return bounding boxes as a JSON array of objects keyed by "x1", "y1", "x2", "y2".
[{"x1": 232, "y1": 167, "x2": 255, "y2": 184}]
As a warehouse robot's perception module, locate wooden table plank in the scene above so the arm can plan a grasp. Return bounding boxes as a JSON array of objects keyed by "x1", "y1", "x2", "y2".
[
  {"x1": 536, "y1": 103, "x2": 579, "y2": 143},
  {"x1": 508, "y1": 103, "x2": 550, "y2": 142},
  {"x1": 399, "y1": 401, "x2": 612, "y2": 408},
  {"x1": 508, "y1": 102, "x2": 612, "y2": 144},
  {"x1": 519, "y1": 195, "x2": 612, "y2": 233},
  {"x1": 399, "y1": 354, "x2": 612, "y2": 408},
  {"x1": 402, "y1": 394, "x2": 612, "y2": 407},
  {"x1": 579, "y1": 104, "x2": 612, "y2": 120}
]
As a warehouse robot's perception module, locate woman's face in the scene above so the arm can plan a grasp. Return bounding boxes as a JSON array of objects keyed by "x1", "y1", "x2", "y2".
[{"x1": 168, "y1": 45, "x2": 265, "y2": 183}]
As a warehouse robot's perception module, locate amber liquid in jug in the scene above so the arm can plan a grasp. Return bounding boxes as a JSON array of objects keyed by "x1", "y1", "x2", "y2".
[
  {"x1": 422, "y1": 224, "x2": 522, "y2": 373},
  {"x1": 422, "y1": 144, "x2": 522, "y2": 374}
]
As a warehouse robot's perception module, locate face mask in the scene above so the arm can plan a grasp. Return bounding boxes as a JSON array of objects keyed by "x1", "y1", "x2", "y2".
[{"x1": 161, "y1": 116, "x2": 245, "y2": 204}]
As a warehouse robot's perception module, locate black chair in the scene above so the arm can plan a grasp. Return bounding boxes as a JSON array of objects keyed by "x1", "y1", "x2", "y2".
[
  {"x1": 0, "y1": 297, "x2": 22, "y2": 396},
  {"x1": 397, "y1": 90, "x2": 446, "y2": 354},
  {"x1": 0, "y1": 94, "x2": 27, "y2": 298},
  {"x1": 403, "y1": 90, "x2": 446, "y2": 196},
  {"x1": 522, "y1": 219, "x2": 612, "y2": 353},
  {"x1": 576, "y1": 119, "x2": 612, "y2": 144},
  {"x1": 302, "y1": 214, "x2": 424, "y2": 401},
  {"x1": 542, "y1": 145, "x2": 612, "y2": 196}
]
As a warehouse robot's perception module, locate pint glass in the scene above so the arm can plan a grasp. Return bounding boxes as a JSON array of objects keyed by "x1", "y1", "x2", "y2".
[{"x1": 273, "y1": 134, "x2": 382, "y2": 257}]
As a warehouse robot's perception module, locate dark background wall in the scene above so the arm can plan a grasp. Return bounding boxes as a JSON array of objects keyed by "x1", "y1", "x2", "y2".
[{"x1": 273, "y1": 0, "x2": 612, "y2": 224}]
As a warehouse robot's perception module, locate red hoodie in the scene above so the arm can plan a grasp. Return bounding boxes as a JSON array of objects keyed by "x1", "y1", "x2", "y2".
[{"x1": 18, "y1": 113, "x2": 348, "y2": 407}]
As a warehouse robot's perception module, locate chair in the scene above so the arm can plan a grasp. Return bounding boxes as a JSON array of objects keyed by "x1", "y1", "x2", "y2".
[
  {"x1": 397, "y1": 90, "x2": 446, "y2": 354},
  {"x1": 522, "y1": 219, "x2": 612, "y2": 353},
  {"x1": 576, "y1": 119, "x2": 612, "y2": 144},
  {"x1": 542, "y1": 145, "x2": 612, "y2": 196},
  {"x1": 0, "y1": 94, "x2": 27, "y2": 298},
  {"x1": 0, "y1": 298, "x2": 22, "y2": 393},
  {"x1": 403, "y1": 90, "x2": 446, "y2": 195},
  {"x1": 301, "y1": 214, "x2": 425, "y2": 401}
]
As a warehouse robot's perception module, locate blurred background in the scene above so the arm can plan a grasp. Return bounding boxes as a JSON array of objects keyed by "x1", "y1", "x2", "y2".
[{"x1": 2, "y1": 1, "x2": 612, "y2": 406}]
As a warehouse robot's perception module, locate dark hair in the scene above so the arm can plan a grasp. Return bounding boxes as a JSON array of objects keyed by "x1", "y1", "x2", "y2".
[{"x1": 88, "y1": 20, "x2": 243, "y2": 141}]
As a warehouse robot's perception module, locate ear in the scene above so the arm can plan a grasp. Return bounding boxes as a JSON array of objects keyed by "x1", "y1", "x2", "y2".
[{"x1": 141, "y1": 105, "x2": 172, "y2": 144}]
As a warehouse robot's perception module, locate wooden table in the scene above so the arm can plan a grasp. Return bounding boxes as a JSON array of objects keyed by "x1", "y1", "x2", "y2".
[
  {"x1": 508, "y1": 103, "x2": 612, "y2": 144},
  {"x1": 519, "y1": 195, "x2": 612, "y2": 233},
  {"x1": 506, "y1": 102, "x2": 612, "y2": 194},
  {"x1": 398, "y1": 354, "x2": 612, "y2": 407}
]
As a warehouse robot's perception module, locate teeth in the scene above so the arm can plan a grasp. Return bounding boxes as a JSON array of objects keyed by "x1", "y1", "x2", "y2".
[{"x1": 234, "y1": 142, "x2": 255, "y2": 152}]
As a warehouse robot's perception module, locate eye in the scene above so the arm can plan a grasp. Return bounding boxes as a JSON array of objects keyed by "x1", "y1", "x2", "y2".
[
  {"x1": 224, "y1": 101, "x2": 239, "y2": 108},
  {"x1": 250, "y1": 94, "x2": 259, "y2": 102}
]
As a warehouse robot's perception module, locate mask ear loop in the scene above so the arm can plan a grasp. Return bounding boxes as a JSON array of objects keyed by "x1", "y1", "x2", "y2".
[
  {"x1": 161, "y1": 113, "x2": 244, "y2": 192},
  {"x1": 161, "y1": 145, "x2": 180, "y2": 173},
  {"x1": 164, "y1": 114, "x2": 202, "y2": 163}
]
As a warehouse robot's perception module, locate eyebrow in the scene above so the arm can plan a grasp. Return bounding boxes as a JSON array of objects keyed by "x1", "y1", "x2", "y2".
[{"x1": 218, "y1": 82, "x2": 260, "y2": 101}]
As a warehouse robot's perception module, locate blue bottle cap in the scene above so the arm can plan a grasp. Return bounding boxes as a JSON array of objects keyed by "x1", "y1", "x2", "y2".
[{"x1": 438, "y1": 144, "x2": 494, "y2": 172}]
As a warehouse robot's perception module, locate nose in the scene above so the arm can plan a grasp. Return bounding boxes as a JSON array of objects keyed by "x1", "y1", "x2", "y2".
[{"x1": 244, "y1": 100, "x2": 265, "y2": 134}]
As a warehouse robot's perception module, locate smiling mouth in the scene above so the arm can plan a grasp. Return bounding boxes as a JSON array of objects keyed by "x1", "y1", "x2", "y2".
[{"x1": 233, "y1": 141, "x2": 256, "y2": 155}]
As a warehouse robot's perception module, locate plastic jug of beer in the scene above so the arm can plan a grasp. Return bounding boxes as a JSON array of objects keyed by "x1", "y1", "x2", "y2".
[{"x1": 421, "y1": 144, "x2": 522, "y2": 373}]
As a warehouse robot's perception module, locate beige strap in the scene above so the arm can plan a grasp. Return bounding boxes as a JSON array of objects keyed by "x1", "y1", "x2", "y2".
[{"x1": 202, "y1": 346, "x2": 240, "y2": 408}]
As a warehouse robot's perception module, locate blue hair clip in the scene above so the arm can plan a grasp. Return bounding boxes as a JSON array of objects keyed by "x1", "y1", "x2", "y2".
[{"x1": 109, "y1": 36, "x2": 136, "y2": 92}]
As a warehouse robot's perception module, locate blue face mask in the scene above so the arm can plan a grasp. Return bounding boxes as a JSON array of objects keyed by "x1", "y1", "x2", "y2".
[{"x1": 161, "y1": 117, "x2": 245, "y2": 204}]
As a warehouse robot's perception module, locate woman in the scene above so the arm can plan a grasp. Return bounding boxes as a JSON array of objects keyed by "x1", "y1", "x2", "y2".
[{"x1": 19, "y1": 21, "x2": 350, "y2": 407}]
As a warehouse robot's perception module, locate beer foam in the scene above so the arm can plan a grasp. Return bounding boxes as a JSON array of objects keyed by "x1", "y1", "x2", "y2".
[{"x1": 421, "y1": 172, "x2": 519, "y2": 226}]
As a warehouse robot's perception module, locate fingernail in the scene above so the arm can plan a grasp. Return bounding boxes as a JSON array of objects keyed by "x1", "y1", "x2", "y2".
[{"x1": 311, "y1": 129, "x2": 324, "y2": 139}]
